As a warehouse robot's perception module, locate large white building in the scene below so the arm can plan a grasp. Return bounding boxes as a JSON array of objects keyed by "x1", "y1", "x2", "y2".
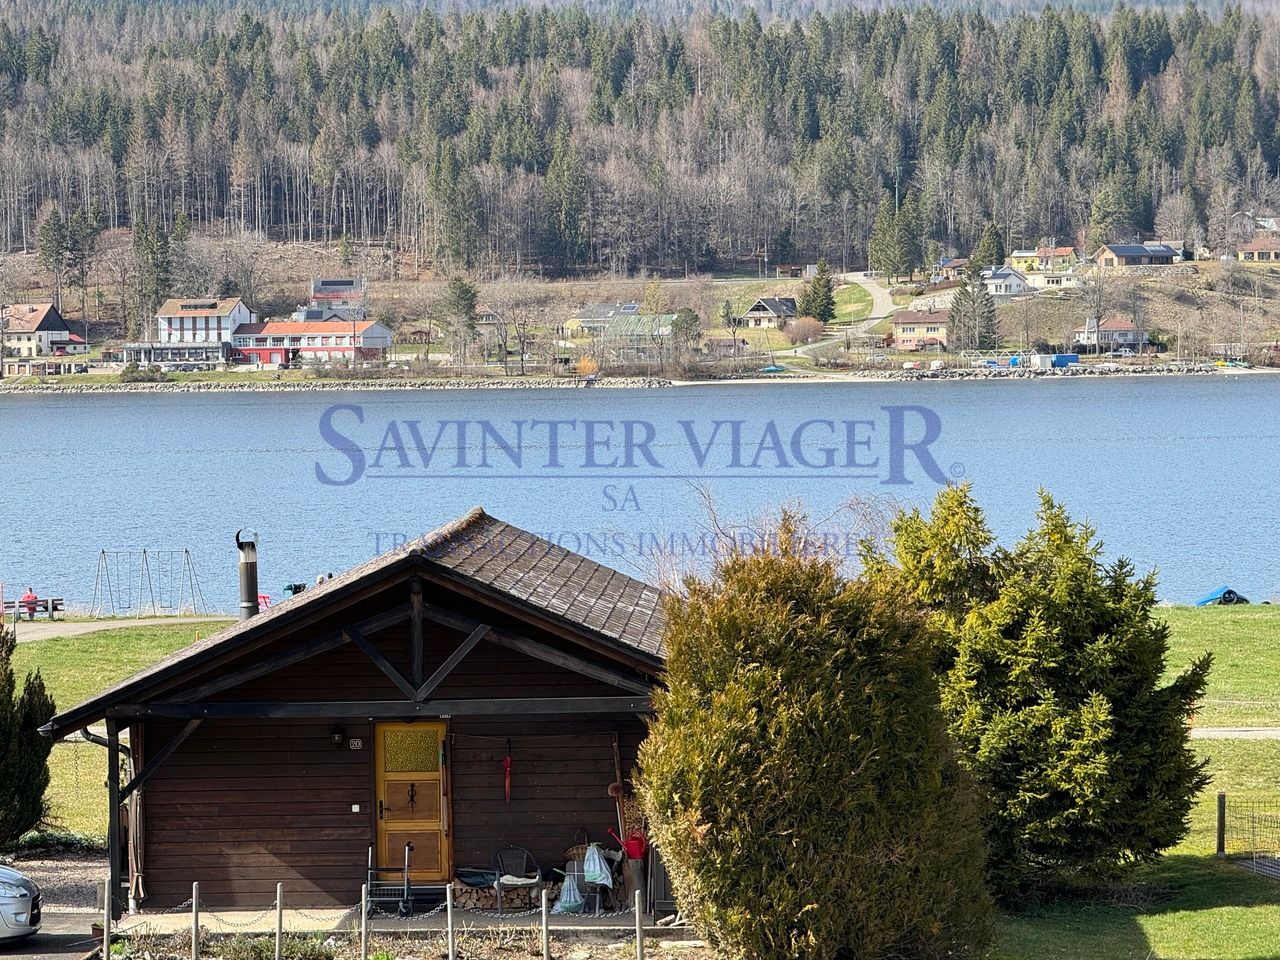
[
  {"x1": 232, "y1": 320, "x2": 392, "y2": 365},
  {"x1": 156, "y1": 297, "x2": 255, "y2": 343},
  {"x1": 2, "y1": 303, "x2": 88, "y2": 357}
]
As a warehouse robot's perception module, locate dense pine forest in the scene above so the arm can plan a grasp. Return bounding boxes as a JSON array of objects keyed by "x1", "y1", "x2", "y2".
[{"x1": 1, "y1": 0, "x2": 1279, "y2": 276}]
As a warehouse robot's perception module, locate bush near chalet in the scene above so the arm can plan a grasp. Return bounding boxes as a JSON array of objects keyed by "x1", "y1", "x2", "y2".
[
  {"x1": 0, "y1": 623, "x2": 56, "y2": 846},
  {"x1": 888, "y1": 486, "x2": 1211, "y2": 898},
  {"x1": 637, "y1": 515, "x2": 993, "y2": 960}
]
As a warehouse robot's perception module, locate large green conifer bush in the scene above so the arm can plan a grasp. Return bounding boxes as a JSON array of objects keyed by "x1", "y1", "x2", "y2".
[
  {"x1": 890, "y1": 486, "x2": 1211, "y2": 896},
  {"x1": 637, "y1": 517, "x2": 993, "y2": 960},
  {"x1": 0, "y1": 623, "x2": 57, "y2": 846}
]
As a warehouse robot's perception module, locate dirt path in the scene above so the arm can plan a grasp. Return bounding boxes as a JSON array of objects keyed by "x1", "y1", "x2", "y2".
[
  {"x1": 1191, "y1": 727, "x2": 1280, "y2": 739},
  {"x1": 11, "y1": 617, "x2": 228, "y2": 644}
]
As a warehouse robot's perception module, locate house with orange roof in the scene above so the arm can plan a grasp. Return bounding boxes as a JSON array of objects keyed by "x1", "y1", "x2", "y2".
[
  {"x1": 1, "y1": 303, "x2": 88, "y2": 357},
  {"x1": 1235, "y1": 232, "x2": 1280, "y2": 263}
]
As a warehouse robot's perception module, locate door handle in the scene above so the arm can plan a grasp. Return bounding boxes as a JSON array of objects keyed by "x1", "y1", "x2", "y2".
[{"x1": 378, "y1": 799, "x2": 384, "y2": 820}]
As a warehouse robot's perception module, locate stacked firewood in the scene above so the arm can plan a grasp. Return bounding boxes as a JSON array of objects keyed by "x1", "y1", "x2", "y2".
[{"x1": 450, "y1": 881, "x2": 562, "y2": 911}]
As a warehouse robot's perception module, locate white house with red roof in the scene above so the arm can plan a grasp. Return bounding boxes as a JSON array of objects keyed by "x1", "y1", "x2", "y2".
[
  {"x1": 231, "y1": 319, "x2": 392, "y2": 364},
  {"x1": 156, "y1": 297, "x2": 255, "y2": 344},
  {"x1": 1073, "y1": 314, "x2": 1148, "y2": 351},
  {"x1": 2, "y1": 303, "x2": 88, "y2": 357}
]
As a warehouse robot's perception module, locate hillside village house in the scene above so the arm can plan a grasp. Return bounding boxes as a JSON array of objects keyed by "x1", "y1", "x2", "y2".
[
  {"x1": 308, "y1": 278, "x2": 366, "y2": 320},
  {"x1": 891, "y1": 308, "x2": 949, "y2": 351},
  {"x1": 1073, "y1": 314, "x2": 1149, "y2": 351},
  {"x1": 42, "y1": 509, "x2": 664, "y2": 915},
  {"x1": 232, "y1": 320, "x2": 393, "y2": 365},
  {"x1": 1010, "y1": 246, "x2": 1078, "y2": 273},
  {"x1": 563, "y1": 303, "x2": 640, "y2": 338},
  {"x1": 1, "y1": 303, "x2": 87, "y2": 357},
  {"x1": 982, "y1": 265, "x2": 1033, "y2": 297},
  {"x1": 1235, "y1": 232, "x2": 1280, "y2": 263},
  {"x1": 157, "y1": 297, "x2": 256, "y2": 344},
  {"x1": 937, "y1": 257, "x2": 968, "y2": 280},
  {"x1": 1024, "y1": 270, "x2": 1084, "y2": 291},
  {"x1": 735, "y1": 297, "x2": 798, "y2": 329},
  {"x1": 1092, "y1": 243, "x2": 1178, "y2": 268}
]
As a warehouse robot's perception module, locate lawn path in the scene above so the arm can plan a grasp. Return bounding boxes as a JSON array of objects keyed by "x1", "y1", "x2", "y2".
[{"x1": 11, "y1": 616, "x2": 227, "y2": 643}]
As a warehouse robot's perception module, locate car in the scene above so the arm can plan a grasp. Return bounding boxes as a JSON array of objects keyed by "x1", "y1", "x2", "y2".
[
  {"x1": 1108, "y1": 348, "x2": 1136, "y2": 357},
  {"x1": 758, "y1": 364, "x2": 785, "y2": 373},
  {"x1": 0, "y1": 864, "x2": 41, "y2": 941},
  {"x1": 866, "y1": 353, "x2": 889, "y2": 363}
]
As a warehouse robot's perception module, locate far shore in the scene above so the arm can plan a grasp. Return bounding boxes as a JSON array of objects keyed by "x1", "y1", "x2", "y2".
[{"x1": 0, "y1": 364, "x2": 1274, "y2": 394}]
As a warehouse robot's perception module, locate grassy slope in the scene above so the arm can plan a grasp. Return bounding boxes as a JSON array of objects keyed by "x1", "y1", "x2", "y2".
[{"x1": 832, "y1": 283, "x2": 873, "y2": 324}]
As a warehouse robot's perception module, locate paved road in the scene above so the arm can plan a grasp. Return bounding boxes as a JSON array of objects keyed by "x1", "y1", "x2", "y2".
[
  {"x1": 4, "y1": 913, "x2": 99, "y2": 960},
  {"x1": 1191, "y1": 727, "x2": 1280, "y2": 739},
  {"x1": 11, "y1": 617, "x2": 228, "y2": 644}
]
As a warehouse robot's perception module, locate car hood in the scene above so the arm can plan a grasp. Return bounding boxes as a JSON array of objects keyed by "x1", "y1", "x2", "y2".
[{"x1": 0, "y1": 865, "x2": 39, "y2": 897}]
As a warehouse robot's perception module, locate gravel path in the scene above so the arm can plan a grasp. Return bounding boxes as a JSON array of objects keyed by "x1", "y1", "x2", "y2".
[
  {"x1": 1190, "y1": 726, "x2": 1280, "y2": 739},
  {"x1": 11, "y1": 617, "x2": 228, "y2": 644},
  {"x1": 4, "y1": 852, "x2": 108, "y2": 913}
]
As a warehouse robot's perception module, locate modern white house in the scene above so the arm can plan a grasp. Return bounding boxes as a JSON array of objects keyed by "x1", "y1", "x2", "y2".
[
  {"x1": 1024, "y1": 271, "x2": 1085, "y2": 292},
  {"x1": 1, "y1": 303, "x2": 88, "y2": 357},
  {"x1": 1073, "y1": 315, "x2": 1148, "y2": 351},
  {"x1": 307, "y1": 278, "x2": 366, "y2": 320},
  {"x1": 231, "y1": 320, "x2": 393, "y2": 365},
  {"x1": 156, "y1": 297, "x2": 255, "y2": 343},
  {"x1": 981, "y1": 265, "x2": 1033, "y2": 298}
]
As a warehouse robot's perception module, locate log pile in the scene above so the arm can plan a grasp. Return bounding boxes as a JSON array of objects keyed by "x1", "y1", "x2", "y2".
[{"x1": 450, "y1": 881, "x2": 562, "y2": 912}]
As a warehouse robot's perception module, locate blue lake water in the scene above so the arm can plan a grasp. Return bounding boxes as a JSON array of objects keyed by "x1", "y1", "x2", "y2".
[{"x1": 1, "y1": 375, "x2": 1277, "y2": 612}]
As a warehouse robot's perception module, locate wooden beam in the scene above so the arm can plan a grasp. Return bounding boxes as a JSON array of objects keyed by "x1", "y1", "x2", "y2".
[
  {"x1": 411, "y1": 579, "x2": 425, "y2": 687},
  {"x1": 171, "y1": 604, "x2": 411, "y2": 703},
  {"x1": 421, "y1": 605, "x2": 651, "y2": 695},
  {"x1": 109, "y1": 696, "x2": 653, "y2": 720},
  {"x1": 414, "y1": 624, "x2": 489, "y2": 700},
  {"x1": 121, "y1": 719, "x2": 201, "y2": 801},
  {"x1": 349, "y1": 627, "x2": 419, "y2": 700},
  {"x1": 105, "y1": 719, "x2": 122, "y2": 921}
]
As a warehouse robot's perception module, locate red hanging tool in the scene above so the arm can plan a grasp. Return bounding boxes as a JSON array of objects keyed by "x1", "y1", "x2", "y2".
[{"x1": 503, "y1": 738, "x2": 513, "y2": 804}]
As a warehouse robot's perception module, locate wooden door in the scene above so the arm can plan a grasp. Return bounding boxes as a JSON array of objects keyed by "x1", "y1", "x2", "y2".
[{"x1": 375, "y1": 721, "x2": 450, "y2": 882}]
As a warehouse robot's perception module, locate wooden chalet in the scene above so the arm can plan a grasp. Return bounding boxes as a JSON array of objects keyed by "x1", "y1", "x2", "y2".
[{"x1": 44, "y1": 509, "x2": 665, "y2": 914}]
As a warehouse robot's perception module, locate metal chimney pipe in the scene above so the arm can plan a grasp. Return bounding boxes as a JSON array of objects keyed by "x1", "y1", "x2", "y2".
[{"x1": 236, "y1": 530, "x2": 260, "y2": 621}]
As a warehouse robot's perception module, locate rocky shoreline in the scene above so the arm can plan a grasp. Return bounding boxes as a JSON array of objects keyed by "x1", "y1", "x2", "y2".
[{"x1": 0, "y1": 375, "x2": 673, "y2": 394}]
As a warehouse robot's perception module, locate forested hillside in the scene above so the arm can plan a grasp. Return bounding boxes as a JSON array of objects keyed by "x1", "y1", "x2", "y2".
[{"x1": 0, "y1": 1, "x2": 1278, "y2": 276}]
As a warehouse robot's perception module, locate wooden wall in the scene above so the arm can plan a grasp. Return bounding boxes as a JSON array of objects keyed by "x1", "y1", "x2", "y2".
[{"x1": 138, "y1": 599, "x2": 651, "y2": 908}]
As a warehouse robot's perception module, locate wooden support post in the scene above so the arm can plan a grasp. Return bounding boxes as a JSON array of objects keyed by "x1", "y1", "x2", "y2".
[
  {"x1": 1217, "y1": 791, "x2": 1228, "y2": 858},
  {"x1": 191, "y1": 883, "x2": 200, "y2": 960},
  {"x1": 541, "y1": 888, "x2": 550, "y2": 960},
  {"x1": 275, "y1": 883, "x2": 284, "y2": 960},
  {"x1": 634, "y1": 890, "x2": 644, "y2": 960},
  {"x1": 105, "y1": 719, "x2": 122, "y2": 923},
  {"x1": 446, "y1": 885, "x2": 456, "y2": 960},
  {"x1": 359, "y1": 884, "x2": 368, "y2": 960},
  {"x1": 410, "y1": 578, "x2": 425, "y2": 688}
]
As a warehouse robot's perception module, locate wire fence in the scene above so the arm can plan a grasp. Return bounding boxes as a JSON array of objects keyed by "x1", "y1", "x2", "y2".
[{"x1": 1221, "y1": 795, "x2": 1280, "y2": 880}]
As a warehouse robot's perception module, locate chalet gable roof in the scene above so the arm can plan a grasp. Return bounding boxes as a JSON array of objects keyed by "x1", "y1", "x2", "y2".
[
  {"x1": 45, "y1": 508, "x2": 666, "y2": 737},
  {"x1": 4, "y1": 303, "x2": 68, "y2": 333}
]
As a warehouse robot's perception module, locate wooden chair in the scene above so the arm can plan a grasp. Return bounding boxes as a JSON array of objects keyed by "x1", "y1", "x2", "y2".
[{"x1": 492, "y1": 845, "x2": 542, "y2": 915}]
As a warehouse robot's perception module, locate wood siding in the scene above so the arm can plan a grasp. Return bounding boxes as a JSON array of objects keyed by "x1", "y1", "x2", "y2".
[{"x1": 139, "y1": 599, "x2": 649, "y2": 908}]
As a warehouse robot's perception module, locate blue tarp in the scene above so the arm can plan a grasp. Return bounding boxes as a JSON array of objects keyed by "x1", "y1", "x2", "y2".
[{"x1": 1195, "y1": 586, "x2": 1233, "y2": 606}]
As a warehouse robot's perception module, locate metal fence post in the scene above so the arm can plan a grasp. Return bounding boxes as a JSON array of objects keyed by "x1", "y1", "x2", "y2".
[
  {"x1": 446, "y1": 884, "x2": 456, "y2": 960},
  {"x1": 1217, "y1": 791, "x2": 1227, "y2": 858},
  {"x1": 360, "y1": 884, "x2": 368, "y2": 960},
  {"x1": 634, "y1": 890, "x2": 644, "y2": 960},
  {"x1": 541, "y1": 887, "x2": 550, "y2": 960},
  {"x1": 191, "y1": 883, "x2": 199, "y2": 960},
  {"x1": 275, "y1": 883, "x2": 284, "y2": 960},
  {"x1": 102, "y1": 873, "x2": 111, "y2": 960}
]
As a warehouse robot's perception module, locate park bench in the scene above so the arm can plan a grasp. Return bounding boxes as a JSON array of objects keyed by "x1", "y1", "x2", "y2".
[{"x1": 3, "y1": 597, "x2": 65, "y2": 620}]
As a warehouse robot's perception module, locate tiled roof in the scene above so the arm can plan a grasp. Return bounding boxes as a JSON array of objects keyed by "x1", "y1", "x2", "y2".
[
  {"x1": 3, "y1": 303, "x2": 67, "y2": 333},
  {"x1": 44, "y1": 508, "x2": 666, "y2": 736},
  {"x1": 157, "y1": 297, "x2": 245, "y2": 318},
  {"x1": 234, "y1": 320, "x2": 383, "y2": 335},
  {"x1": 1237, "y1": 232, "x2": 1280, "y2": 253}
]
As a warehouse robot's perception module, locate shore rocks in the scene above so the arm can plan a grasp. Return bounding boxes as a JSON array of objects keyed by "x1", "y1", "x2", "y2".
[{"x1": 0, "y1": 376, "x2": 673, "y2": 394}]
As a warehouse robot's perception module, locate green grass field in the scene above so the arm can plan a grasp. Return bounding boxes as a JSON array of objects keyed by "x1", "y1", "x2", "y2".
[
  {"x1": 11, "y1": 610, "x2": 1280, "y2": 956},
  {"x1": 832, "y1": 283, "x2": 873, "y2": 324}
]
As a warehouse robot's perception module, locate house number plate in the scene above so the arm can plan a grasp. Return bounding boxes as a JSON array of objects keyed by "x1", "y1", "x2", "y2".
[{"x1": 349, "y1": 738, "x2": 364, "y2": 750}]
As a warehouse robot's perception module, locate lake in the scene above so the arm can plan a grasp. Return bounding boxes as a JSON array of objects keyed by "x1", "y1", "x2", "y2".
[{"x1": 1, "y1": 375, "x2": 1277, "y2": 612}]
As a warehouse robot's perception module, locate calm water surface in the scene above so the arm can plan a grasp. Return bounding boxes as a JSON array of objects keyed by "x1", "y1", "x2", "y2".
[{"x1": 1, "y1": 375, "x2": 1277, "y2": 610}]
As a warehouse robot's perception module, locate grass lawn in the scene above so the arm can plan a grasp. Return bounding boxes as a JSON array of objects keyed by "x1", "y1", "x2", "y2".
[
  {"x1": 832, "y1": 283, "x2": 873, "y2": 324},
  {"x1": 12, "y1": 620, "x2": 231, "y2": 838},
  {"x1": 1163, "y1": 606, "x2": 1280, "y2": 727}
]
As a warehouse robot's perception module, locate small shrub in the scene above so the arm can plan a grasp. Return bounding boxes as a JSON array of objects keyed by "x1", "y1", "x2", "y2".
[
  {"x1": 119, "y1": 362, "x2": 168, "y2": 383},
  {"x1": 638, "y1": 513, "x2": 994, "y2": 960}
]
